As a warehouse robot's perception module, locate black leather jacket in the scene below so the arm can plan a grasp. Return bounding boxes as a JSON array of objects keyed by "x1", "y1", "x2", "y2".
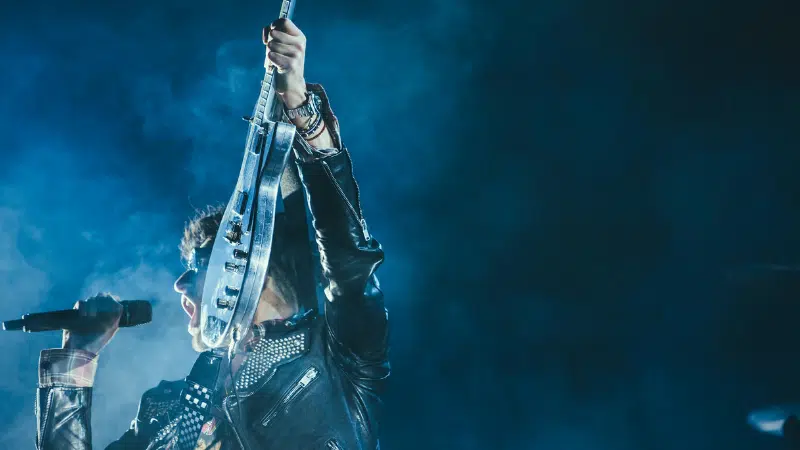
[{"x1": 34, "y1": 86, "x2": 390, "y2": 450}]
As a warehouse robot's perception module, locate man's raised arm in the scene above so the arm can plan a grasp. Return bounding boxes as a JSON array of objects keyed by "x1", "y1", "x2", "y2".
[{"x1": 266, "y1": 18, "x2": 389, "y2": 379}]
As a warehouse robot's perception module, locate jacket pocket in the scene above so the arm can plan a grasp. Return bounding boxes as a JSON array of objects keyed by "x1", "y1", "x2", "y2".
[{"x1": 260, "y1": 366, "x2": 320, "y2": 427}]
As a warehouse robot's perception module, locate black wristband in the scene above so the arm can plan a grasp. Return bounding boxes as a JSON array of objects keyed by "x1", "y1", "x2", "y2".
[{"x1": 297, "y1": 113, "x2": 323, "y2": 139}]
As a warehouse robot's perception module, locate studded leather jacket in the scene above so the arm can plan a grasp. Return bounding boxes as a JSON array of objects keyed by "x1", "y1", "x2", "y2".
[{"x1": 34, "y1": 85, "x2": 390, "y2": 450}]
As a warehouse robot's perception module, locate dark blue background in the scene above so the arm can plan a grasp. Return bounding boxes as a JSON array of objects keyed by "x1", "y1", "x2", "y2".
[{"x1": 1, "y1": 0, "x2": 799, "y2": 448}]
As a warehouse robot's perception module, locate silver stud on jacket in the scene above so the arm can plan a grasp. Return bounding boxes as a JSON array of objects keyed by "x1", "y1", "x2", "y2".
[{"x1": 235, "y1": 331, "x2": 307, "y2": 392}]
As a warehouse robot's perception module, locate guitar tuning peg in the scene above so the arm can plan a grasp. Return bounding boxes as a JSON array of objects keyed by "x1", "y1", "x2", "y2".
[{"x1": 242, "y1": 115, "x2": 253, "y2": 122}]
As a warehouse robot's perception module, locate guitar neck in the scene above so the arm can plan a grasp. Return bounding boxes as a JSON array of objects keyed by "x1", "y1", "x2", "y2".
[{"x1": 252, "y1": 0, "x2": 297, "y2": 125}]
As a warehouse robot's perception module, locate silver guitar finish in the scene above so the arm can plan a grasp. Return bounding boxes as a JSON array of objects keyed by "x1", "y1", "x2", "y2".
[{"x1": 200, "y1": 0, "x2": 298, "y2": 351}]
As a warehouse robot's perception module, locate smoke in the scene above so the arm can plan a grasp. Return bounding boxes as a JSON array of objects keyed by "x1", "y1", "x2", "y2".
[
  {"x1": 0, "y1": 20, "x2": 194, "y2": 445},
  {"x1": 81, "y1": 254, "x2": 197, "y2": 446},
  {"x1": 130, "y1": 39, "x2": 261, "y2": 196},
  {"x1": 0, "y1": 208, "x2": 52, "y2": 396},
  {"x1": 0, "y1": 113, "x2": 193, "y2": 448},
  {"x1": 0, "y1": 0, "x2": 798, "y2": 449}
]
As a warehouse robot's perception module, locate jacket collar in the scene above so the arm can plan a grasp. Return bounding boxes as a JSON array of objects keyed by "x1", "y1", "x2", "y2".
[{"x1": 251, "y1": 308, "x2": 316, "y2": 338}]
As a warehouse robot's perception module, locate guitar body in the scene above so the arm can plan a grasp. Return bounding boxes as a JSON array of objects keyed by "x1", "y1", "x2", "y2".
[{"x1": 201, "y1": 120, "x2": 296, "y2": 350}]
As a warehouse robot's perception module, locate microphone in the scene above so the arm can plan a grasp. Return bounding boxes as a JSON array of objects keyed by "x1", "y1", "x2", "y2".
[{"x1": 2, "y1": 300, "x2": 152, "y2": 332}]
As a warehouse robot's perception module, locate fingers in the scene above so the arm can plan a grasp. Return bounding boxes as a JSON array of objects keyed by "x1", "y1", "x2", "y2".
[
  {"x1": 261, "y1": 20, "x2": 306, "y2": 87},
  {"x1": 267, "y1": 51, "x2": 297, "y2": 73},
  {"x1": 264, "y1": 27, "x2": 305, "y2": 51},
  {"x1": 265, "y1": 29, "x2": 304, "y2": 72},
  {"x1": 263, "y1": 29, "x2": 304, "y2": 71},
  {"x1": 80, "y1": 293, "x2": 123, "y2": 318},
  {"x1": 271, "y1": 18, "x2": 302, "y2": 37},
  {"x1": 262, "y1": 19, "x2": 305, "y2": 74},
  {"x1": 268, "y1": 40, "x2": 301, "y2": 59}
]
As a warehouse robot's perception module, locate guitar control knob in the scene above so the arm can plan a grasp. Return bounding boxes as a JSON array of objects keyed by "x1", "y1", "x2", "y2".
[
  {"x1": 224, "y1": 262, "x2": 245, "y2": 274},
  {"x1": 216, "y1": 298, "x2": 234, "y2": 309},
  {"x1": 224, "y1": 222, "x2": 242, "y2": 244}
]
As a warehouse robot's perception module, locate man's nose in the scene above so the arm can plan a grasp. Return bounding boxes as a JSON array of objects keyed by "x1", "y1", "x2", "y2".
[{"x1": 174, "y1": 270, "x2": 194, "y2": 294}]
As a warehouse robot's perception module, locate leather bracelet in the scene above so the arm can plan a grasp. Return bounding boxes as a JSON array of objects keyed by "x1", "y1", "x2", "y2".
[
  {"x1": 305, "y1": 121, "x2": 327, "y2": 141},
  {"x1": 297, "y1": 113, "x2": 323, "y2": 139}
]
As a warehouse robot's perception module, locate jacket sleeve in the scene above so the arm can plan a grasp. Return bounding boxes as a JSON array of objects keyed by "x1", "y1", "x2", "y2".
[
  {"x1": 35, "y1": 349, "x2": 146, "y2": 450},
  {"x1": 36, "y1": 384, "x2": 93, "y2": 450},
  {"x1": 293, "y1": 84, "x2": 390, "y2": 382}
]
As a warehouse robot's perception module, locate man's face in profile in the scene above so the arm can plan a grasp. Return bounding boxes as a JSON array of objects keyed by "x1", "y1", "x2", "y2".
[{"x1": 173, "y1": 242, "x2": 212, "y2": 352}]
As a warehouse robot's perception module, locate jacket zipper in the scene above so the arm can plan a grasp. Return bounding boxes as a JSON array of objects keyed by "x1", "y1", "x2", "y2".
[
  {"x1": 343, "y1": 150, "x2": 370, "y2": 242},
  {"x1": 36, "y1": 390, "x2": 53, "y2": 449},
  {"x1": 320, "y1": 160, "x2": 370, "y2": 242},
  {"x1": 344, "y1": 150, "x2": 368, "y2": 233},
  {"x1": 222, "y1": 395, "x2": 249, "y2": 450},
  {"x1": 261, "y1": 366, "x2": 319, "y2": 427}
]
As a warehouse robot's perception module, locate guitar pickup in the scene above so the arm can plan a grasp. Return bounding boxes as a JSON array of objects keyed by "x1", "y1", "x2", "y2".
[
  {"x1": 233, "y1": 249, "x2": 248, "y2": 259},
  {"x1": 224, "y1": 286, "x2": 240, "y2": 297}
]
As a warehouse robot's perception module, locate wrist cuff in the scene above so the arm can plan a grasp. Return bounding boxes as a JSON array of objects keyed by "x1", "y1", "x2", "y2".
[{"x1": 39, "y1": 348, "x2": 99, "y2": 388}]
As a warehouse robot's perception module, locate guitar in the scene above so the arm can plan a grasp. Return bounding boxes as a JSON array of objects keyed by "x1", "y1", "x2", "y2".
[
  {"x1": 172, "y1": 3, "x2": 326, "y2": 447},
  {"x1": 200, "y1": 0, "x2": 303, "y2": 353}
]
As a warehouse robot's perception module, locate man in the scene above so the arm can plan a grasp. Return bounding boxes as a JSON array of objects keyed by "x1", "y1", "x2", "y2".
[{"x1": 35, "y1": 18, "x2": 389, "y2": 450}]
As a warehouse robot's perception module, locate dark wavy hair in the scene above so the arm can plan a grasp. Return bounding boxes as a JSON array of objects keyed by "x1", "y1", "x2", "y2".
[{"x1": 179, "y1": 205, "x2": 303, "y2": 306}]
